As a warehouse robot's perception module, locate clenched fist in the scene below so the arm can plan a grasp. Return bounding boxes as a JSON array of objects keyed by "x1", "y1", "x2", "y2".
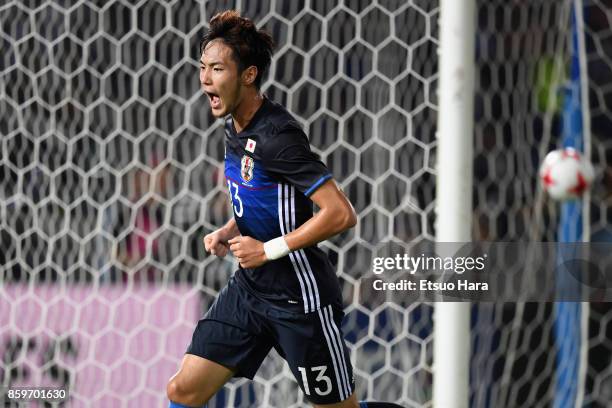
[
  {"x1": 228, "y1": 236, "x2": 267, "y2": 269},
  {"x1": 203, "y1": 230, "x2": 230, "y2": 257}
]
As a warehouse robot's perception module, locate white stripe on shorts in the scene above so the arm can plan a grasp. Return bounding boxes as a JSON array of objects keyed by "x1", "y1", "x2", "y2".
[
  {"x1": 318, "y1": 305, "x2": 351, "y2": 400},
  {"x1": 323, "y1": 305, "x2": 351, "y2": 397}
]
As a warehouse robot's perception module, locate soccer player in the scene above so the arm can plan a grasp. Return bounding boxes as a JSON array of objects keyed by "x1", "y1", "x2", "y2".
[{"x1": 167, "y1": 10, "x2": 403, "y2": 408}]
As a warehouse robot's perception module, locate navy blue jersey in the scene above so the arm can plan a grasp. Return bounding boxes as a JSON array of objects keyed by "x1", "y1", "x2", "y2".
[{"x1": 223, "y1": 97, "x2": 342, "y2": 313}]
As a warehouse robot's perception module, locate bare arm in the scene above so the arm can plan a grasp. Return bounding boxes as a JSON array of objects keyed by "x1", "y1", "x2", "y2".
[{"x1": 229, "y1": 180, "x2": 356, "y2": 268}]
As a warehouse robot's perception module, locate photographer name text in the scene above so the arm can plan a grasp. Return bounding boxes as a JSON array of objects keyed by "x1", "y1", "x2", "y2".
[{"x1": 372, "y1": 279, "x2": 489, "y2": 292}]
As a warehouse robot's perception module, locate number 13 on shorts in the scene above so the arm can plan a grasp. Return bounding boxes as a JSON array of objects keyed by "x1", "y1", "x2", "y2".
[{"x1": 298, "y1": 365, "x2": 332, "y2": 396}]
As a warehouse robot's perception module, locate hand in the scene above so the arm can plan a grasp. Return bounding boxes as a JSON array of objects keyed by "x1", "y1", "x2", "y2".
[
  {"x1": 203, "y1": 229, "x2": 230, "y2": 258},
  {"x1": 228, "y1": 236, "x2": 268, "y2": 269}
]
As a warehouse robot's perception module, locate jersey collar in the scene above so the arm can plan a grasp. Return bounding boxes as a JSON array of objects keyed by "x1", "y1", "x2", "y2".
[{"x1": 231, "y1": 96, "x2": 270, "y2": 136}]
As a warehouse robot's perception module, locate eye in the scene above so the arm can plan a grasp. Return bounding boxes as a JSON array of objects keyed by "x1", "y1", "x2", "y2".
[{"x1": 213, "y1": 67, "x2": 223, "y2": 72}]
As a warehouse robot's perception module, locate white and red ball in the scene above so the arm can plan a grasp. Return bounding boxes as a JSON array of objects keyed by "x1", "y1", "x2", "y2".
[{"x1": 539, "y1": 147, "x2": 594, "y2": 201}]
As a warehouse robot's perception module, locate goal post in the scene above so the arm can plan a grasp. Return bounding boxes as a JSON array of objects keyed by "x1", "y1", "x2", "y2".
[{"x1": 433, "y1": 0, "x2": 475, "y2": 407}]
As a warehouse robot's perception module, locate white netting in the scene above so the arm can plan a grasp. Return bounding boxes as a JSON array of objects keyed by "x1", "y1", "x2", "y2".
[
  {"x1": 471, "y1": 1, "x2": 612, "y2": 407},
  {"x1": 2, "y1": 0, "x2": 611, "y2": 407},
  {"x1": 0, "y1": 1, "x2": 438, "y2": 407}
]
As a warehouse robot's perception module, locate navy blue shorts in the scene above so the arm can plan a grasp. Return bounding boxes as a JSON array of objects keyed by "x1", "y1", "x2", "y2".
[{"x1": 186, "y1": 276, "x2": 355, "y2": 404}]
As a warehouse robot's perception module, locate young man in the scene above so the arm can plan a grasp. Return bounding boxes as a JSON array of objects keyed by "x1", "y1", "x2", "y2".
[{"x1": 167, "y1": 11, "x2": 403, "y2": 408}]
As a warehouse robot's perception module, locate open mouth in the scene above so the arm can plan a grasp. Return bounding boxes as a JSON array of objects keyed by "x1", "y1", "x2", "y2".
[{"x1": 206, "y1": 91, "x2": 221, "y2": 109}]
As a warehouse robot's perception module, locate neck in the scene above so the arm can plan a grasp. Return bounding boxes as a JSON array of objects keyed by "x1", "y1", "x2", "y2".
[{"x1": 232, "y1": 91, "x2": 263, "y2": 133}]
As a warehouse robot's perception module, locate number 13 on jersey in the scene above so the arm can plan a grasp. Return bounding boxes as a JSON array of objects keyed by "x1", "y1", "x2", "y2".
[
  {"x1": 227, "y1": 180, "x2": 243, "y2": 217},
  {"x1": 298, "y1": 365, "x2": 332, "y2": 396}
]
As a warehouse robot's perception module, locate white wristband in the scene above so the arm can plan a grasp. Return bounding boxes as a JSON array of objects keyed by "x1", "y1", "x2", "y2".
[{"x1": 263, "y1": 236, "x2": 290, "y2": 260}]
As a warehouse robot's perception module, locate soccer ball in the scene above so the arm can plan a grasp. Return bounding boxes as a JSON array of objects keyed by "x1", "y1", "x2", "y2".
[{"x1": 539, "y1": 147, "x2": 595, "y2": 201}]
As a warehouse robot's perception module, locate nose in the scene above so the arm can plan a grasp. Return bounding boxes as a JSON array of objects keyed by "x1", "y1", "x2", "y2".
[{"x1": 200, "y1": 67, "x2": 212, "y2": 86}]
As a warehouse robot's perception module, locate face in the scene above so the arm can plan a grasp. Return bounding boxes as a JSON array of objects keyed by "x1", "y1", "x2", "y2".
[{"x1": 199, "y1": 40, "x2": 243, "y2": 118}]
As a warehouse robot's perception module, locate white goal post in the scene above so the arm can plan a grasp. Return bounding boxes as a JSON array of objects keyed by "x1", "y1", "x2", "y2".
[{"x1": 433, "y1": 0, "x2": 475, "y2": 407}]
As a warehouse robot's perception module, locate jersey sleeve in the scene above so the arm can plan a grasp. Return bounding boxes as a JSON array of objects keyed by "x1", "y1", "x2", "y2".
[{"x1": 262, "y1": 125, "x2": 333, "y2": 197}]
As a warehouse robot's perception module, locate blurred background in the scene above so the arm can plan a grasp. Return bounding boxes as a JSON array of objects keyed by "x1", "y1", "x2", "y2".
[{"x1": 1, "y1": 0, "x2": 611, "y2": 407}]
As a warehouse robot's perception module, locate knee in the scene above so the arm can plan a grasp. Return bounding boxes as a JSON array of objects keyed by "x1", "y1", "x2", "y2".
[
  {"x1": 167, "y1": 376, "x2": 211, "y2": 408},
  {"x1": 167, "y1": 377, "x2": 195, "y2": 406},
  {"x1": 166, "y1": 378, "x2": 182, "y2": 402}
]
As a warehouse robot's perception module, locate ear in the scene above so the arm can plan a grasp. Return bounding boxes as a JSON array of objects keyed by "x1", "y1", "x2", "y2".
[{"x1": 242, "y1": 66, "x2": 258, "y2": 86}]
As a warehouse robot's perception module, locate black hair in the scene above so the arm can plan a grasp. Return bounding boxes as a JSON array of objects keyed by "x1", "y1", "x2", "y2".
[{"x1": 200, "y1": 10, "x2": 275, "y2": 89}]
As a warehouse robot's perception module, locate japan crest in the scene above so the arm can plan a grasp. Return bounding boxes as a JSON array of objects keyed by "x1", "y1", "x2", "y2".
[{"x1": 241, "y1": 155, "x2": 255, "y2": 182}]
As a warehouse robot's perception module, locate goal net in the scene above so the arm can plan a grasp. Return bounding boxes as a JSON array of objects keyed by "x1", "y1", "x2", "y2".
[
  {"x1": 471, "y1": 0, "x2": 612, "y2": 407},
  {"x1": 0, "y1": 0, "x2": 611, "y2": 407}
]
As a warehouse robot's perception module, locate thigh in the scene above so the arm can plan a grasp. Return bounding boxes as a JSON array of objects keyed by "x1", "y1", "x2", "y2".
[
  {"x1": 274, "y1": 304, "x2": 356, "y2": 405},
  {"x1": 168, "y1": 354, "x2": 235, "y2": 405},
  {"x1": 187, "y1": 277, "x2": 273, "y2": 379},
  {"x1": 187, "y1": 318, "x2": 272, "y2": 379}
]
